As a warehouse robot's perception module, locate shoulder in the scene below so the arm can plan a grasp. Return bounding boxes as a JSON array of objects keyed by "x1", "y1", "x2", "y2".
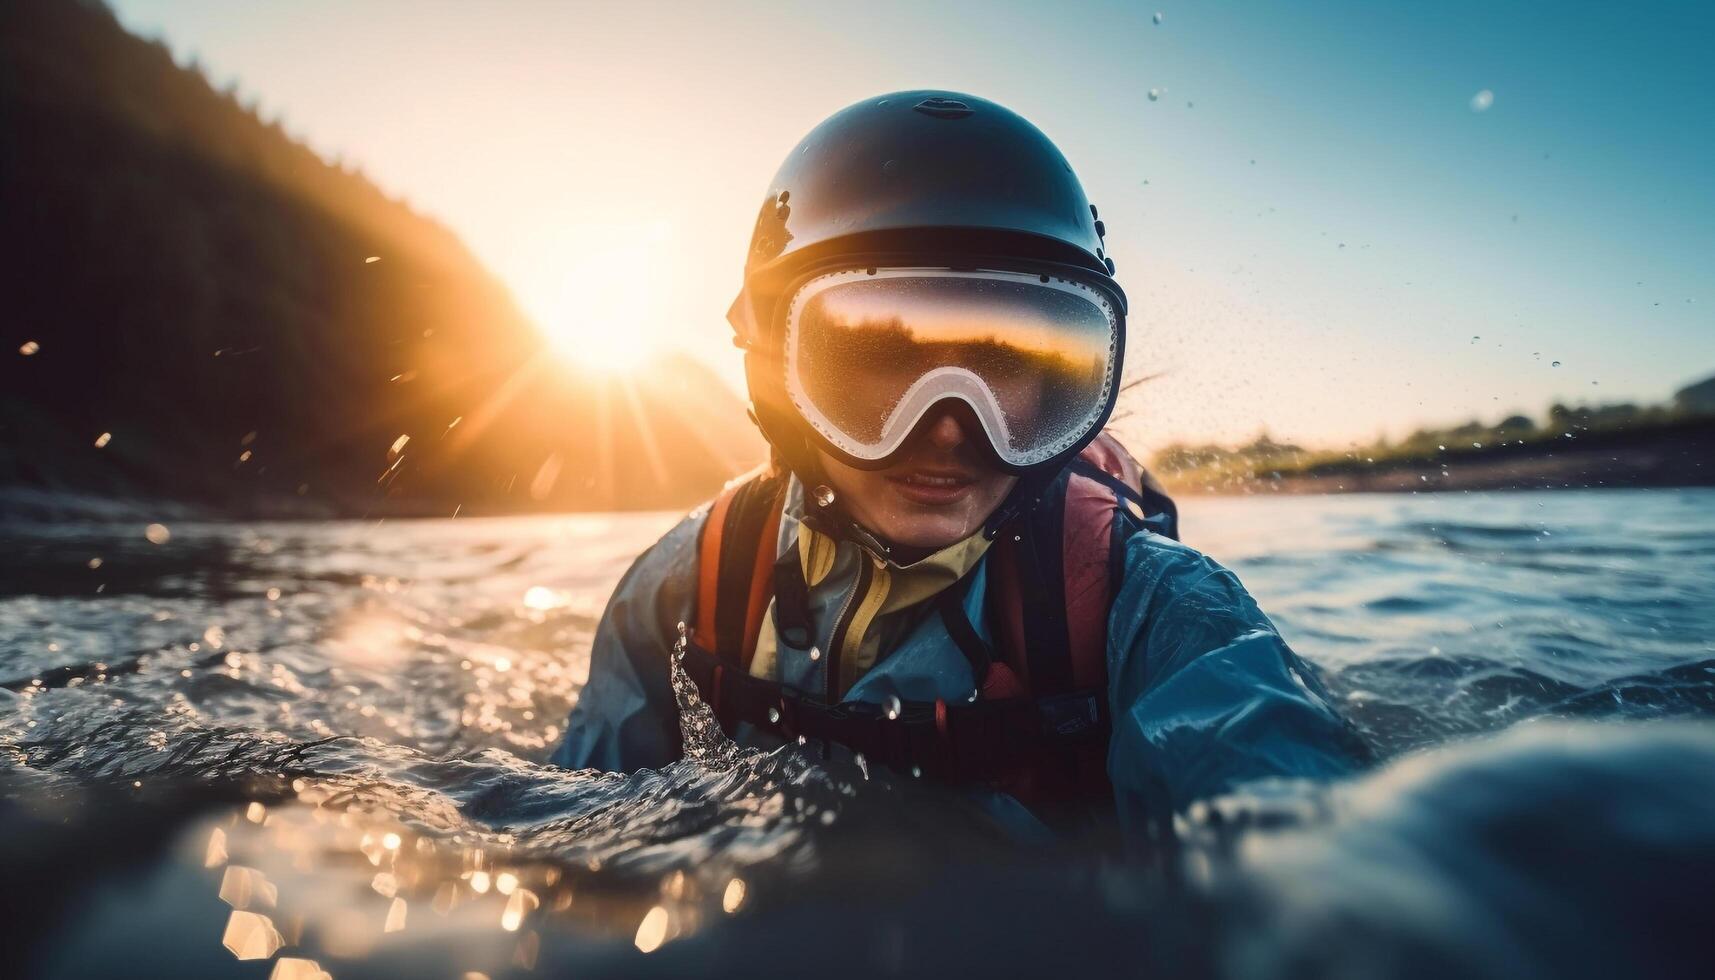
[
  {"x1": 1107, "y1": 527, "x2": 1275, "y2": 661},
  {"x1": 600, "y1": 505, "x2": 709, "y2": 626},
  {"x1": 1115, "y1": 529, "x2": 1255, "y2": 614},
  {"x1": 632, "y1": 506, "x2": 709, "y2": 579}
]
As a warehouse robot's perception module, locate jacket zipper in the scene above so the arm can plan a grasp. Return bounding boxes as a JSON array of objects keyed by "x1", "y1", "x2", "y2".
[{"x1": 824, "y1": 557, "x2": 873, "y2": 703}]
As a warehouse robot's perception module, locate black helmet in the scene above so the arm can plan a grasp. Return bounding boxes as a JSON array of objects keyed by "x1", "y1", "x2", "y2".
[{"x1": 729, "y1": 91, "x2": 1127, "y2": 546}]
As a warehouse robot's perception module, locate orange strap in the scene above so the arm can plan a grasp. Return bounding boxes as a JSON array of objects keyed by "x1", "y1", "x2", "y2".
[
  {"x1": 739, "y1": 503, "x2": 784, "y2": 668},
  {"x1": 694, "y1": 485, "x2": 735, "y2": 651},
  {"x1": 694, "y1": 469, "x2": 786, "y2": 669}
]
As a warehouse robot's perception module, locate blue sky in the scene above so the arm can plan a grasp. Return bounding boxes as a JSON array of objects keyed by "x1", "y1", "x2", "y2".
[{"x1": 110, "y1": 0, "x2": 1712, "y2": 449}]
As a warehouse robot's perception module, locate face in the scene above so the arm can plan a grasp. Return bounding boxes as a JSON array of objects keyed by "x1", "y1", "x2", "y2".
[{"x1": 816, "y1": 405, "x2": 1017, "y2": 551}]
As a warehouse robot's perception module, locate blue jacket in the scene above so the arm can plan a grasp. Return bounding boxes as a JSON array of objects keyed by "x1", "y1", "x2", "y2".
[{"x1": 552, "y1": 477, "x2": 1366, "y2": 834}]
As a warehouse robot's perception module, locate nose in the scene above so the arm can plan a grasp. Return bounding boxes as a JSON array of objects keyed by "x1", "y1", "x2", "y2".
[
  {"x1": 926, "y1": 410, "x2": 966, "y2": 450},
  {"x1": 920, "y1": 403, "x2": 977, "y2": 452}
]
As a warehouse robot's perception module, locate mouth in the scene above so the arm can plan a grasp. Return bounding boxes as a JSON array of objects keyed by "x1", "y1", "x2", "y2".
[{"x1": 885, "y1": 467, "x2": 979, "y2": 506}]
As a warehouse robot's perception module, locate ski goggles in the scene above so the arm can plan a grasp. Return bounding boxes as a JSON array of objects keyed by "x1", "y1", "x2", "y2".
[{"x1": 782, "y1": 267, "x2": 1121, "y2": 469}]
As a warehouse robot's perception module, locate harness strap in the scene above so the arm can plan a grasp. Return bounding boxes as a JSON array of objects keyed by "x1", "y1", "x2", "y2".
[
  {"x1": 1068, "y1": 458, "x2": 1149, "y2": 508},
  {"x1": 690, "y1": 432, "x2": 1175, "y2": 808},
  {"x1": 678, "y1": 636, "x2": 1108, "y2": 784},
  {"x1": 1011, "y1": 478, "x2": 1073, "y2": 695},
  {"x1": 693, "y1": 487, "x2": 732, "y2": 653},
  {"x1": 1069, "y1": 458, "x2": 1179, "y2": 541},
  {"x1": 770, "y1": 548, "x2": 815, "y2": 650},
  {"x1": 935, "y1": 571, "x2": 993, "y2": 684},
  {"x1": 696, "y1": 467, "x2": 787, "y2": 669},
  {"x1": 1062, "y1": 467, "x2": 1118, "y2": 691}
]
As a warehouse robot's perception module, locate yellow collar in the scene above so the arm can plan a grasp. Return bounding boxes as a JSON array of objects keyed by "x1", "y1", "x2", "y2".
[{"x1": 797, "y1": 522, "x2": 990, "y2": 613}]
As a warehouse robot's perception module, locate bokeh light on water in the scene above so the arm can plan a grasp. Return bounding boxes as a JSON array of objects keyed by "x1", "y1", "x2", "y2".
[{"x1": 3, "y1": 498, "x2": 1715, "y2": 977}]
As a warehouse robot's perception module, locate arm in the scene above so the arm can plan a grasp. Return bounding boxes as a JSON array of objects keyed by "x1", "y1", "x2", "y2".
[
  {"x1": 1105, "y1": 531, "x2": 1370, "y2": 826},
  {"x1": 548, "y1": 510, "x2": 704, "y2": 772}
]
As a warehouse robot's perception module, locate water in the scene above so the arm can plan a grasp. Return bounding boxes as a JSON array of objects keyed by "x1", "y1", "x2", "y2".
[{"x1": 4, "y1": 490, "x2": 1714, "y2": 978}]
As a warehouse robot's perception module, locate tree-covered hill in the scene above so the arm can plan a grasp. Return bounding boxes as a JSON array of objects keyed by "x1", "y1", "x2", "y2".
[{"x1": 0, "y1": 0, "x2": 762, "y2": 518}]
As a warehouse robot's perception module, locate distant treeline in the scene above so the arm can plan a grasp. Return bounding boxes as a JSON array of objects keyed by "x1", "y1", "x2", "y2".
[
  {"x1": 1154, "y1": 374, "x2": 1715, "y2": 493},
  {"x1": 0, "y1": 0, "x2": 761, "y2": 518}
]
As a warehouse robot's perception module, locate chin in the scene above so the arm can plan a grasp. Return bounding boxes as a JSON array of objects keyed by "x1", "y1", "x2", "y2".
[{"x1": 876, "y1": 517, "x2": 975, "y2": 551}]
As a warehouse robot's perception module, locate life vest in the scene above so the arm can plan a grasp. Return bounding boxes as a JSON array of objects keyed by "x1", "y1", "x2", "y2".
[{"x1": 679, "y1": 432, "x2": 1179, "y2": 815}]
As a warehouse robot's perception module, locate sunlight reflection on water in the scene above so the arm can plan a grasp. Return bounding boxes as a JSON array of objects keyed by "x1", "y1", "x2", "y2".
[{"x1": 2, "y1": 494, "x2": 1714, "y2": 977}]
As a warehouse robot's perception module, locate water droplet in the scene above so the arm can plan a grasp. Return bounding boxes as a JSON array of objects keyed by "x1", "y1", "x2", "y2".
[
  {"x1": 1152, "y1": 11, "x2": 1163, "y2": 24},
  {"x1": 269, "y1": 957, "x2": 331, "y2": 980},
  {"x1": 205, "y1": 827, "x2": 228, "y2": 867},
  {"x1": 968, "y1": 689, "x2": 980, "y2": 703},
  {"x1": 18, "y1": 340, "x2": 40, "y2": 356},
  {"x1": 881, "y1": 159, "x2": 900, "y2": 176},
  {"x1": 144, "y1": 523, "x2": 171, "y2": 545},
  {"x1": 808, "y1": 646, "x2": 822, "y2": 662},
  {"x1": 222, "y1": 910, "x2": 284, "y2": 960},
  {"x1": 1551, "y1": 360, "x2": 1561, "y2": 367},
  {"x1": 722, "y1": 878, "x2": 747, "y2": 914},
  {"x1": 502, "y1": 888, "x2": 539, "y2": 930},
  {"x1": 1470, "y1": 89, "x2": 1495, "y2": 112},
  {"x1": 87, "y1": 557, "x2": 102, "y2": 569},
  {"x1": 219, "y1": 865, "x2": 278, "y2": 910},
  {"x1": 365, "y1": 255, "x2": 381, "y2": 264},
  {"x1": 812, "y1": 485, "x2": 836, "y2": 507},
  {"x1": 388, "y1": 434, "x2": 410, "y2": 457},
  {"x1": 910, "y1": 765, "x2": 923, "y2": 778},
  {"x1": 635, "y1": 906, "x2": 670, "y2": 952},
  {"x1": 93, "y1": 431, "x2": 111, "y2": 448},
  {"x1": 884, "y1": 695, "x2": 901, "y2": 720},
  {"x1": 1147, "y1": 88, "x2": 1162, "y2": 102},
  {"x1": 767, "y1": 706, "x2": 781, "y2": 724}
]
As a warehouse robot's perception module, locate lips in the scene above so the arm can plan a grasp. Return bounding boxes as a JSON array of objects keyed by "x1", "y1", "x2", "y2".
[{"x1": 886, "y1": 468, "x2": 977, "y2": 506}]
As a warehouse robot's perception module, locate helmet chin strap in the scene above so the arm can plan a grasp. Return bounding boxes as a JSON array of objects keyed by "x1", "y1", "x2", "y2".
[
  {"x1": 981, "y1": 465, "x2": 1065, "y2": 540},
  {"x1": 791, "y1": 455, "x2": 907, "y2": 566}
]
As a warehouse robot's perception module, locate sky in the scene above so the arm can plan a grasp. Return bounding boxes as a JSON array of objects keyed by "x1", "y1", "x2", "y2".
[{"x1": 110, "y1": 0, "x2": 1713, "y2": 451}]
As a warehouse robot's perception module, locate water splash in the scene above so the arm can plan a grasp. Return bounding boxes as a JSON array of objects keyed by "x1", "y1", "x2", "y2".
[
  {"x1": 671, "y1": 622, "x2": 741, "y2": 766},
  {"x1": 4, "y1": 504, "x2": 1715, "y2": 978}
]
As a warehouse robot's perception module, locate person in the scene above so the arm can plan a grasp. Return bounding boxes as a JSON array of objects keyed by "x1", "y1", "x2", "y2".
[{"x1": 552, "y1": 91, "x2": 1367, "y2": 840}]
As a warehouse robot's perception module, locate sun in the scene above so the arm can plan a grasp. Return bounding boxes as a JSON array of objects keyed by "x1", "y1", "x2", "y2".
[
  {"x1": 516, "y1": 221, "x2": 669, "y2": 374},
  {"x1": 539, "y1": 309, "x2": 655, "y2": 373}
]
